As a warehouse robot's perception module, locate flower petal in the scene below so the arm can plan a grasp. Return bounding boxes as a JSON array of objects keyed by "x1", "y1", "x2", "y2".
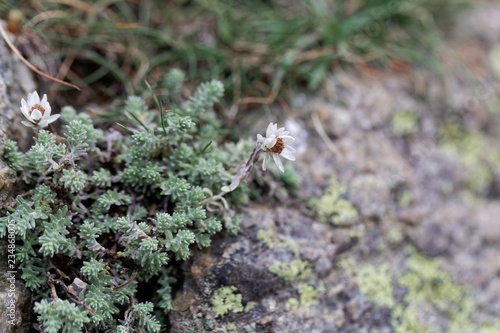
[
  {"x1": 280, "y1": 135, "x2": 295, "y2": 144},
  {"x1": 262, "y1": 136, "x2": 277, "y2": 150},
  {"x1": 45, "y1": 114, "x2": 60, "y2": 124},
  {"x1": 280, "y1": 147, "x2": 296, "y2": 161},
  {"x1": 41, "y1": 94, "x2": 52, "y2": 116},
  {"x1": 275, "y1": 127, "x2": 286, "y2": 136},
  {"x1": 272, "y1": 153, "x2": 284, "y2": 172},
  {"x1": 31, "y1": 109, "x2": 43, "y2": 120},
  {"x1": 21, "y1": 120, "x2": 35, "y2": 127},
  {"x1": 266, "y1": 123, "x2": 277, "y2": 137},
  {"x1": 40, "y1": 93, "x2": 47, "y2": 105},
  {"x1": 262, "y1": 152, "x2": 268, "y2": 171},
  {"x1": 257, "y1": 133, "x2": 265, "y2": 143},
  {"x1": 20, "y1": 99, "x2": 31, "y2": 120},
  {"x1": 29, "y1": 91, "x2": 40, "y2": 105},
  {"x1": 38, "y1": 120, "x2": 48, "y2": 128}
]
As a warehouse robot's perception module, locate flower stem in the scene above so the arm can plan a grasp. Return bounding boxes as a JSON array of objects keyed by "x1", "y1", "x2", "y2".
[{"x1": 202, "y1": 142, "x2": 261, "y2": 208}]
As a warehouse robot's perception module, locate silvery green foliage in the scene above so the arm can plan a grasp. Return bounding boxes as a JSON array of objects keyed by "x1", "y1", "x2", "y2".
[
  {"x1": 162, "y1": 68, "x2": 185, "y2": 92},
  {"x1": 3, "y1": 140, "x2": 25, "y2": 172},
  {"x1": 34, "y1": 299, "x2": 90, "y2": 333},
  {"x1": 1, "y1": 76, "x2": 253, "y2": 332},
  {"x1": 59, "y1": 169, "x2": 88, "y2": 193}
]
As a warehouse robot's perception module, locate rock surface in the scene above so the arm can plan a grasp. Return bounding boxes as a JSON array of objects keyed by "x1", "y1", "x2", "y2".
[
  {"x1": 168, "y1": 3, "x2": 500, "y2": 332},
  {"x1": 0, "y1": 27, "x2": 35, "y2": 333},
  {"x1": 0, "y1": 25, "x2": 35, "y2": 208}
]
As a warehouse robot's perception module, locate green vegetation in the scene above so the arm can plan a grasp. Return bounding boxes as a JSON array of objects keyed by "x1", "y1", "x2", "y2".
[
  {"x1": 0, "y1": 75, "x2": 257, "y2": 332},
  {"x1": 2, "y1": 0, "x2": 467, "y2": 107}
]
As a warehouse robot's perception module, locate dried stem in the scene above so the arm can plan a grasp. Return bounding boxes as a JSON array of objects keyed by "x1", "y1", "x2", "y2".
[
  {"x1": 202, "y1": 142, "x2": 261, "y2": 208},
  {"x1": 0, "y1": 22, "x2": 80, "y2": 90}
]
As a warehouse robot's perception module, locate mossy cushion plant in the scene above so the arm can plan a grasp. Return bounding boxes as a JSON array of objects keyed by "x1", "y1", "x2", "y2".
[{"x1": 1, "y1": 70, "x2": 297, "y2": 332}]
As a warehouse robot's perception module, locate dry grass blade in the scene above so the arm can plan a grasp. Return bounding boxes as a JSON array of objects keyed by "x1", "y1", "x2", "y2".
[
  {"x1": 0, "y1": 22, "x2": 80, "y2": 90},
  {"x1": 312, "y1": 110, "x2": 341, "y2": 161}
]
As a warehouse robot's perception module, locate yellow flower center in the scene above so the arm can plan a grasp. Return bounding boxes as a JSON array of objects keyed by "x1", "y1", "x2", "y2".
[{"x1": 270, "y1": 137, "x2": 285, "y2": 154}]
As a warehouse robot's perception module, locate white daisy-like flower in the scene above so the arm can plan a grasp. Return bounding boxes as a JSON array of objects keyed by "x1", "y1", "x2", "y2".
[
  {"x1": 20, "y1": 91, "x2": 60, "y2": 128},
  {"x1": 257, "y1": 122, "x2": 296, "y2": 172}
]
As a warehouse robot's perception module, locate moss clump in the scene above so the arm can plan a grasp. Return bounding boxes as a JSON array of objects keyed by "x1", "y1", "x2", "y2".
[
  {"x1": 309, "y1": 178, "x2": 358, "y2": 225},
  {"x1": 211, "y1": 286, "x2": 244, "y2": 317}
]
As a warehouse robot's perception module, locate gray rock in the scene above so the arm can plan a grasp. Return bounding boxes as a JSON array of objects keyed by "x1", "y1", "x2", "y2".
[
  {"x1": 168, "y1": 4, "x2": 500, "y2": 330},
  {"x1": 0, "y1": 27, "x2": 36, "y2": 333}
]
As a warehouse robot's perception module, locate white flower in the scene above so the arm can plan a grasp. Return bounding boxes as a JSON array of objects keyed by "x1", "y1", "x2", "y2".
[
  {"x1": 257, "y1": 122, "x2": 296, "y2": 172},
  {"x1": 20, "y1": 91, "x2": 60, "y2": 128}
]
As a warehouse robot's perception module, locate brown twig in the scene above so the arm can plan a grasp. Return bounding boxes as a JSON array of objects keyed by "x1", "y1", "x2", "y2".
[
  {"x1": 0, "y1": 22, "x2": 80, "y2": 90},
  {"x1": 113, "y1": 272, "x2": 138, "y2": 291}
]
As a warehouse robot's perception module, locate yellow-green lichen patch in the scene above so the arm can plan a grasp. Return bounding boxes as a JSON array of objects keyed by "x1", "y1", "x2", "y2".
[
  {"x1": 356, "y1": 264, "x2": 395, "y2": 308},
  {"x1": 398, "y1": 190, "x2": 413, "y2": 207},
  {"x1": 394, "y1": 251, "x2": 500, "y2": 333},
  {"x1": 256, "y1": 229, "x2": 276, "y2": 249},
  {"x1": 477, "y1": 321, "x2": 500, "y2": 333},
  {"x1": 392, "y1": 303, "x2": 431, "y2": 333},
  {"x1": 256, "y1": 228, "x2": 300, "y2": 257},
  {"x1": 391, "y1": 109, "x2": 419, "y2": 136},
  {"x1": 344, "y1": 249, "x2": 500, "y2": 333},
  {"x1": 244, "y1": 301, "x2": 256, "y2": 312},
  {"x1": 285, "y1": 298, "x2": 300, "y2": 311},
  {"x1": 387, "y1": 228, "x2": 404, "y2": 246},
  {"x1": 440, "y1": 124, "x2": 500, "y2": 194},
  {"x1": 309, "y1": 178, "x2": 358, "y2": 225},
  {"x1": 268, "y1": 259, "x2": 313, "y2": 284},
  {"x1": 211, "y1": 286, "x2": 244, "y2": 317},
  {"x1": 400, "y1": 253, "x2": 468, "y2": 314},
  {"x1": 268, "y1": 259, "x2": 321, "y2": 309},
  {"x1": 297, "y1": 283, "x2": 320, "y2": 307}
]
